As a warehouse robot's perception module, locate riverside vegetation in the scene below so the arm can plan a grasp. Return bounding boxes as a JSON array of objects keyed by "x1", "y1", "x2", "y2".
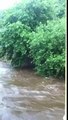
[{"x1": 0, "y1": 0, "x2": 65, "y2": 78}]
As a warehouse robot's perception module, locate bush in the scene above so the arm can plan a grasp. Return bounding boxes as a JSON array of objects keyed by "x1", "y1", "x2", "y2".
[
  {"x1": 0, "y1": 0, "x2": 65, "y2": 78},
  {"x1": 0, "y1": 21, "x2": 31, "y2": 67},
  {"x1": 29, "y1": 18, "x2": 65, "y2": 78}
]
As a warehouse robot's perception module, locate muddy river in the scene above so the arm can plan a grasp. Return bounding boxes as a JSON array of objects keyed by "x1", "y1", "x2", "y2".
[{"x1": 0, "y1": 61, "x2": 65, "y2": 120}]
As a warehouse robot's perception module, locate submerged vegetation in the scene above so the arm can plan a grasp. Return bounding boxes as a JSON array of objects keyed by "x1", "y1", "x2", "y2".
[{"x1": 0, "y1": 0, "x2": 65, "y2": 78}]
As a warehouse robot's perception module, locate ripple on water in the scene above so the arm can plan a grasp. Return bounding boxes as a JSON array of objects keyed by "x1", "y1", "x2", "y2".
[{"x1": 0, "y1": 61, "x2": 65, "y2": 120}]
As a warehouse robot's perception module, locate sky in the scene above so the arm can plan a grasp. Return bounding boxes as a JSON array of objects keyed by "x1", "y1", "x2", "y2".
[{"x1": 0, "y1": 0, "x2": 22, "y2": 10}]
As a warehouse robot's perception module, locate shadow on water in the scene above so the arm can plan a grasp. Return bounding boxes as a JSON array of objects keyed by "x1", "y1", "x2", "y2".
[{"x1": 0, "y1": 61, "x2": 65, "y2": 120}]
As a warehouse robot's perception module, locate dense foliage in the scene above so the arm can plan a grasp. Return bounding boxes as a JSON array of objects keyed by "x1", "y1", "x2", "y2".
[
  {"x1": 0, "y1": 0, "x2": 65, "y2": 78},
  {"x1": 29, "y1": 18, "x2": 65, "y2": 78}
]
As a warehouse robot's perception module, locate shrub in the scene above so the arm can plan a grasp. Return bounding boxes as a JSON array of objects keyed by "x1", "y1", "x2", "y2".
[
  {"x1": 0, "y1": 21, "x2": 31, "y2": 67},
  {"x1": 29, "y1": 18, "x2": 65, "y2": 78}
]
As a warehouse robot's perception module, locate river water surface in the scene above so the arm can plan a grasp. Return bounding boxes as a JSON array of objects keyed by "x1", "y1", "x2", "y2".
[{"x1": 0, "y1": 61, "x2": 65, "y2": 120}]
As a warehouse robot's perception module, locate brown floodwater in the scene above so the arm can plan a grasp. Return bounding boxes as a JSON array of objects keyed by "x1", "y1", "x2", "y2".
[{"x1": 0, "y1": 61, "x2": 65, "y2": 120}]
